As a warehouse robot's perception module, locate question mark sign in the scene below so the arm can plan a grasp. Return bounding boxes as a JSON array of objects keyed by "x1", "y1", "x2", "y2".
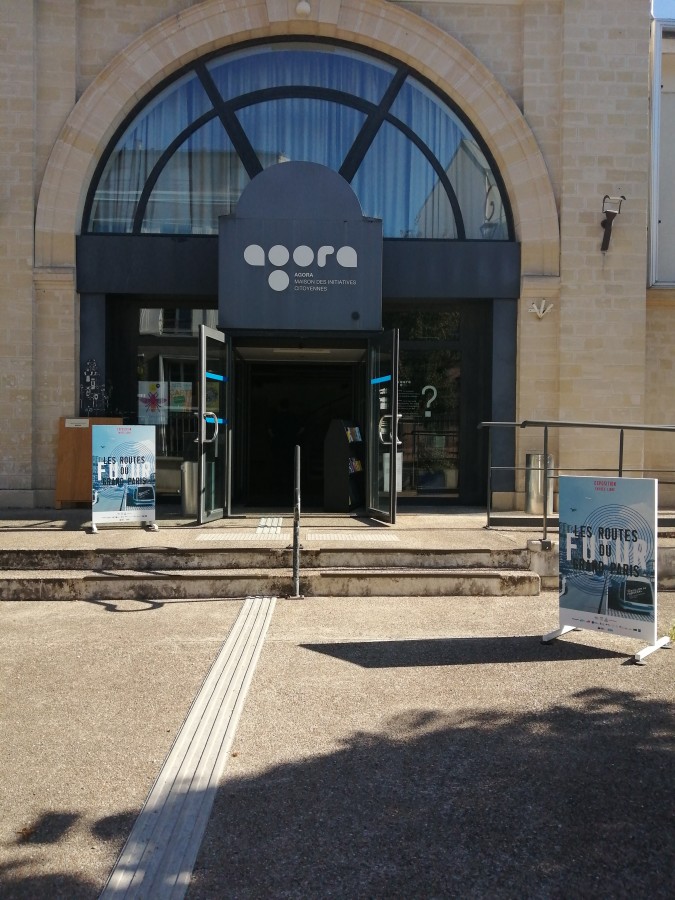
[{"x1": 421, "y1": 385, "x2": 437, "y2": 418}]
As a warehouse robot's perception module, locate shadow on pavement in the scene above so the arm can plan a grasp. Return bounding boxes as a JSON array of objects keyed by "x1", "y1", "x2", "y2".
[
  {"x1": 2, "y1": 687, "x2": 673, "y2": 898},
  {"x1": 12, "y1": 812, "x2": 81, "y2": 846},
  {"x1": 182, "y1": 682, "x2": 675, "y2": 900},
  {"x1": 0, "y1": 866, "x2": 100, "y2": 900},
  {"x1": 187, "y1": 685, "x2": 674, "y2": 898},
  {"x1": 301, "y1": 635, "x2": 629, "y2": 667}
]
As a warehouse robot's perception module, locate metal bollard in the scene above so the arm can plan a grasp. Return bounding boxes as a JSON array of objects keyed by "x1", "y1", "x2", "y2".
[{"x1": 291, "y1": 444, "x2": 301, "y2": 597}]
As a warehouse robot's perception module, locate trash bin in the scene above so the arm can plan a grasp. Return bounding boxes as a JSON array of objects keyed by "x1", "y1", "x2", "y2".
[
  {"x1": 180, "y1": 432, "x2": 199, "y2": 517},
  {"x1": 525, "y1": 453, "x2": 554, "y2": 515},
  {"x1": 181, "y1": 461, "x2": 198, "y2": 516},
  {"x1": 382, "y1": 451, "x2": 403, "y2": 492}
]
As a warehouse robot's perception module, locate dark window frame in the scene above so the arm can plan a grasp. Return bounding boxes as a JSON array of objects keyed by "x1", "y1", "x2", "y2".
[{"x1": 82, "y1": 36, "x2": 514, "y2": 241}]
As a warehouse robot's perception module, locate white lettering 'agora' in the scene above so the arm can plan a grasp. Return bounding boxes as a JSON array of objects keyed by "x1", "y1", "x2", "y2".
[{"x1": 244, "y1": 243, "x2": 357, "y2": 269}]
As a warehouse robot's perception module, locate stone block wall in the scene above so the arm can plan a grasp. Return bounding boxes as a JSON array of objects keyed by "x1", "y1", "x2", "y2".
[
  {"x1": 397, "y1": 1, "x2": 524, "y2": 107},
  {"x1": 0, "y1": 2, "x2": 36, "y2": 499},
  {"x1": 0, "y1": 0, "x2": 661, "y2": 506},
  {"x1": 77, "y1": 0, "x2": 199, "y2": 96},
  {"x1": 557, "y1": 0, "x2": 651, "y2": 477}
]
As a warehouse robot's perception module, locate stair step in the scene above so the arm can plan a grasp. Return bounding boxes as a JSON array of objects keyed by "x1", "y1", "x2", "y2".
[
  {"x1": 0, "y1": 567, "x2": 540, "y2": 601},
  {"x1": 309, "y1": 568, "x2": 540, "y2": 598},
  {"x1": 0, "y1": 547, "x2": 532, "y2": 572}
]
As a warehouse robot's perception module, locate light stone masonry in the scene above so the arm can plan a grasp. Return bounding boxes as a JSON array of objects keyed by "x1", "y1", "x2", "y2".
[
  {"x1": 557, "y1": 0, "x2": 650, "y2": 476},
  {"x1": 0, "y1": 1, "x2": 36, "y2": 495},
  {"x1": 0, "y1": 0, "x2": 666, "y2": 508},
  {"x1": 398, "y1": 2, "x2": 524, "y2": 106}
]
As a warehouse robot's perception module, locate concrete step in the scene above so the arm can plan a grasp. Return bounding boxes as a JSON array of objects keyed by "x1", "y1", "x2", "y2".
[
  {"x1": 0, "y1": 567, "x2": 540, "y2": 601},
  {"x1": 0, "y1": 546, "x2": 532, "y2": 572}
]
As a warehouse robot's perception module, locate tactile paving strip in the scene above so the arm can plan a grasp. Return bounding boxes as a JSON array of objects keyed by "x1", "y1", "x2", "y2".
[
  {"x1": 196, "y1": 518, "x2": 286, "y2": 540},
  {"x1": 305, "y1": 531, "x2": 400, "y2": 542},
  {"x1": 100, "y1": 595, "x2": 276, "y2": 899}
]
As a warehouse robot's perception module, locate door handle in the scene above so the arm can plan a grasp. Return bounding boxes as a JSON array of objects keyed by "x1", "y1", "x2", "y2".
[
  {"x1": 379, "y1": 414, "x2": 402, "y2": 446},
  {"x1": 203, "y1": 411, "x2": 219, "y2": 444}
]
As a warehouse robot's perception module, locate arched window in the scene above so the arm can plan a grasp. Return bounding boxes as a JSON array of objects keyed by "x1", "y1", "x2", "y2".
[{"x1": 84, "y1": 41, "x2": 512, "y2": 241}]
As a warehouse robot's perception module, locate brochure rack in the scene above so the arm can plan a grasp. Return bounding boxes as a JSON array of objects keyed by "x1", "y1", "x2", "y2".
[{"x1": 323, "y1": 419, "x2": 365, "y2": 512}]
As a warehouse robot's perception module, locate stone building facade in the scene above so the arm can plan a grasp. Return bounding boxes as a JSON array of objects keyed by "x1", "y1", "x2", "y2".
[{"x1": 1, "y1": 0, "x2": 672, "y2": 511}]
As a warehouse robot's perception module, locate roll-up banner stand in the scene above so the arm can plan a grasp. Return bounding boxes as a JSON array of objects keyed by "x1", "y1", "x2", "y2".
[
  {"x1": 91, "y1": 424, "x2": 157, "y2": 531},
  {"x1": 545, "y1": 475, "x2": 670, "y2": 663}
]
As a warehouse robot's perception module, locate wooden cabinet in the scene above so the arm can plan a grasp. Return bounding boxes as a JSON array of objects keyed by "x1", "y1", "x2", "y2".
[{"x1": 54, "y1": 417, "x2": 122, "y2": 507}]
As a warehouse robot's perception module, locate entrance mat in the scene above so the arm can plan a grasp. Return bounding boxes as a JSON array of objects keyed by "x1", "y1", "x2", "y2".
[
  {"x1": 305, "y1": 531, "x2": 400, "y2": 542},
  {"x1": 196, "y1": 531, "x2": 290, "y2": 541}
]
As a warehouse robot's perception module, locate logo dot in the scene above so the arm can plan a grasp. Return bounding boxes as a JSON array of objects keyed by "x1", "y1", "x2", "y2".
[
  {"x1": 268, "y1": 245, "x2": 290, "y2": 266},
  {"x1": 293, "y1": 245, "x2": 314, "y2": 267},
  {"x1": 244, "y1": 244, "x2": 265, "y2": 266},
  {"x1": 268, "y1": 270, "x2": 290, "y2": 292}
]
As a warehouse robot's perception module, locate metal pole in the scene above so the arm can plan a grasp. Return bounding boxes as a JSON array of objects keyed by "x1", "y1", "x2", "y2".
[
  {"x1": 292, "y1": 444, "x2": 301, "y2": 598},
  {"x1": 226, "y1": 428, "x2": 232, "y2": 517},
  {"x1": 618, "y1": 429, "x2": 624, "y2": 476},
  {"x1": 542, "y1": 425, "x2": 549, "y2": 542},
  {"x1": 486, "y1": 427, "x2": 493, "y2": 528}
]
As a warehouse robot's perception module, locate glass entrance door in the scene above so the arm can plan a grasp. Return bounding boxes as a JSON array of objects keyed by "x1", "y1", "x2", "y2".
[
  {"x1": 198, "y1": 324, "x2": 231, "y2": 522},
  {"x1": 366, "y1": 329, "x2": 399, "y2": 523}
]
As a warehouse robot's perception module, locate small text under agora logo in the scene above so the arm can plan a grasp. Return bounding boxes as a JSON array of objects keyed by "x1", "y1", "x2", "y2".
[{"x1": 244, "y1": 243, "x2": 358, "y2": 291}]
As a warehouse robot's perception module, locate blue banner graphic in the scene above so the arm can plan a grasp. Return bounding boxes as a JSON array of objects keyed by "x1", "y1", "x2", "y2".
[
  {"x1": 558, "y1": 476, "x2": 657, "y2": 644},
  {"x1": 92, "y1": 425, "x2": 156, "y2": 525}
]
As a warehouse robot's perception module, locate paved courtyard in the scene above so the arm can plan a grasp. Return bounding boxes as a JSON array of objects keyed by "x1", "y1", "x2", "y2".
[{"x1": 1, "y1": 590, "x2": 673, "y2": 898}]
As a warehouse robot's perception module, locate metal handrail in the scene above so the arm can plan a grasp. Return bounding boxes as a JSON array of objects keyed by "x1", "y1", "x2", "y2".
[{"x1": 479, "y1": 419, "x2": 675, "y2": 540}]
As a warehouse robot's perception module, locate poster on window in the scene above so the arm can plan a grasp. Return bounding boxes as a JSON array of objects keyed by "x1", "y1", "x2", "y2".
[
  {"x1": 170, "y1": 381, "x2": 193, "y2": 412},
  {"x1": 138, "y1": 381, "x2": 168, "y2": 424},
  {"x1": 92, "y1": 424, "x2": 156, "y2": 525},
  {"x1": 205, "y1": 380, "x2": 220, "y2": 412},
  {"x1": 558, "y1": 476, "x2": 657, "y2": 644}
]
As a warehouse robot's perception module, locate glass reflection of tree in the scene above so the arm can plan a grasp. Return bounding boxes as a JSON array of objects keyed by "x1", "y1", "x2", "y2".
[
  {"x1": 399, "y1": 351, "x2": 459, "y2": 428},
  {"x1": 387, "y1": 309, "x2": 461, "y2": 430},
  {"x1": 385, "y1": 309, "x2": 461, "y2": 490},
  {"x1": 384, "y1": 309, "x2": 459, "y2": 341}
]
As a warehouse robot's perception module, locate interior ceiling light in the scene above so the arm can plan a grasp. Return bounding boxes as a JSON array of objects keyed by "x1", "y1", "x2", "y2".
[{"x1": 272, "y1": 347, "x2": 330, "y2": 354}]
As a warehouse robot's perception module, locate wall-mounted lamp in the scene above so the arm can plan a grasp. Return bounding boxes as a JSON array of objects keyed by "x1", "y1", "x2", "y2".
[
  {"x1": 295, "y1": 1, "x2": 311, "y2": 17},
  {"x1": 600, "y1": 194, "x2": 625, "y2": 253}
]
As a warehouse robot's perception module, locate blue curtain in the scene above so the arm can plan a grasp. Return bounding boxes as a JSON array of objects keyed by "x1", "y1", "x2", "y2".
[
  {"x1": 89, "y1": 71, "x2": 212, "y2": 233},
  {"x1": 87, "y1": 45, "x2": 509, "y2": 240}
]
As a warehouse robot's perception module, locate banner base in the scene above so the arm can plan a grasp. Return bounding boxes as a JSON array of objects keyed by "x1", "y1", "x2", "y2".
[
  {"x1": 544, "y1": 623, "x2": 670, "y2": 665},
  {"x1": 89, "y1": 521, "x2": 158, "y2": 534},
  {"x1": 542, "y1": 625, "x2": 580, "y2": 644},
  {"x1": 634, "y1": 635, "x2": 671, "y2": 665}
]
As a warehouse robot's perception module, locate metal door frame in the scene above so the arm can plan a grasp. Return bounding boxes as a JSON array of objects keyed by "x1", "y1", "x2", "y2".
[
  {"x1": 197, "y1": 324, "x2": 232, "y2": 522},
  {"x1": 366, "y1": 328, "x2": 399, "y2": 523}
]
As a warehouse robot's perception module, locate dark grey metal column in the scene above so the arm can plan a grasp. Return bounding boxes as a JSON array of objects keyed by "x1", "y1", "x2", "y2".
[
  {"x1": 79, "y1": 293, "x2": 107, "y2": 415},
  {"x1": 491, "y1": 298, "x2": 517, "y2": 493}
]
